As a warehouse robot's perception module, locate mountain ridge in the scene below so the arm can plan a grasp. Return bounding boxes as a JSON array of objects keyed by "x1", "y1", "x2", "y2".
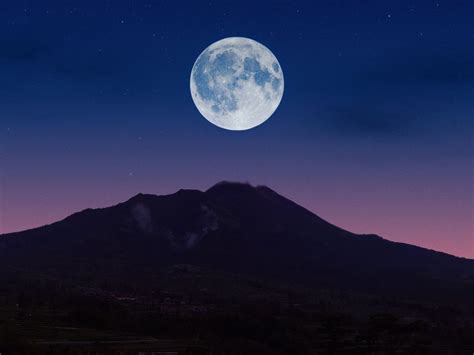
[
  {"x1": 0, "y1": 180, "x2": 470, "y2": 261},
  {"x1": 0, "y1": 180, "x2": 468, "y2": 261}
]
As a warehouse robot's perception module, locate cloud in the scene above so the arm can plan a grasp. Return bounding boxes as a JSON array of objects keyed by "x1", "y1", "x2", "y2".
[
  {"x1": 360, "y1": 48, "x2": 474, "y2": 87},
  {"x1": 0, "y1": 39, "x2": 50, "y2": 62},
  {"x1": 131, "y1": 203, "x2": 154, "y2": 234},
  {"x1": 321, "y1": 105, "x2": 416, "y2": 137},
  {"x1": 54, "y1": 61, "x2": 120, "y2": 80},
  {"x1": 314, "y1": 46, "x2": 472, "y2": 138}
]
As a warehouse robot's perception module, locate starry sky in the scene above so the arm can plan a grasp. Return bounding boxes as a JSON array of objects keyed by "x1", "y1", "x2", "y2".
[{"x1": 0, "y1": 0, "x2": 472, "y2": 258}]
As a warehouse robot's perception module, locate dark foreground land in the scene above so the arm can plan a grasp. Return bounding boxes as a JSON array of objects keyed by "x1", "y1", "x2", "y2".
[{"x1": 1, "y1": 264, "x2": 473, "y2": 355}]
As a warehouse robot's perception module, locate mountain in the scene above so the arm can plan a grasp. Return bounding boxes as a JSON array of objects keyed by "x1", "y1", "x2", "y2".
[{"x1": 1, "y1": 181, "x2": 472, "y2": 302}]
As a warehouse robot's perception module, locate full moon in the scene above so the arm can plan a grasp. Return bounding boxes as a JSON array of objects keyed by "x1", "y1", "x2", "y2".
[{"x1": 190, "y1": 37, "x2": 284, "y2": 131}]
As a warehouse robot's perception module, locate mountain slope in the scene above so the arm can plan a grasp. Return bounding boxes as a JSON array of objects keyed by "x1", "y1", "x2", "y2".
[{"x1": 1, "y1": 181, "x2": 472, "y2": 301}]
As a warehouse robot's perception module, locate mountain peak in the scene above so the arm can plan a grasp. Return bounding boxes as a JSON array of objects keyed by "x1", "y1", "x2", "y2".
[
  {"x1": 206, "y1": 181, "x2": 279, "y2": 196},
  {"x1": 126, "y1": 182, "x2": 275, "y2": 203},
  {"x1": 206, "y1": 180, "x2": 254, "y2": 191}
]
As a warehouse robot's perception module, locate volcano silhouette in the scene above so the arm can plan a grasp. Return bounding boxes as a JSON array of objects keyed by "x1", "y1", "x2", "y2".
[{"x1": 1, "y1": 181, "x2": 472, "y2": 301}]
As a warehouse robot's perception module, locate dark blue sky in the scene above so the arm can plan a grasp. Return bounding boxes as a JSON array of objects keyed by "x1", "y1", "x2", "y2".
[{"x1": 1, "y1": 0, "x2": 473, "y2": 257}]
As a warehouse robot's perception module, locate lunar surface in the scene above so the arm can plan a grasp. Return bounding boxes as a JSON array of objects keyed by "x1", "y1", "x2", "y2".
[{"x1": 190, "y1": 37, "x2": 284, "y2": 130}]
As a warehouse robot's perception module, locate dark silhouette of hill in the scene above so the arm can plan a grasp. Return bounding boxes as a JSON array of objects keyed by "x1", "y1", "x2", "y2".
[{"x1": 1, "y1": 181, "x2": 472, "y2": 302}]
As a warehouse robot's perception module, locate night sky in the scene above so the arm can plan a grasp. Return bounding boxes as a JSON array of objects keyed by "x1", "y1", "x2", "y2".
[{"x1": 0, "y1": 0, "x2": 472, "y2": 258}]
